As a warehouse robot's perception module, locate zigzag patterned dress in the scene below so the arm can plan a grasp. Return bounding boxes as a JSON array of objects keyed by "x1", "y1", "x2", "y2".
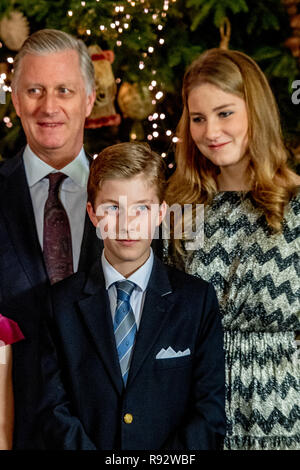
[{"x1": 163, "y1": 191, "x2": 300, "y2": 450}]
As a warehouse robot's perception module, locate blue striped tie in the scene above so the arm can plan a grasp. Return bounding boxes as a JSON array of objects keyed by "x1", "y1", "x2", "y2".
[{"x1": 114, "y1": 280, "x2": 137, "y2": 385}]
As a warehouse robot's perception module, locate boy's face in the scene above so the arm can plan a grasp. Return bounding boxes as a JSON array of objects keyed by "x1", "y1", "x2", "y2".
[{"x1": 87, "y1": 173, "x2": 166, "y2": 277}]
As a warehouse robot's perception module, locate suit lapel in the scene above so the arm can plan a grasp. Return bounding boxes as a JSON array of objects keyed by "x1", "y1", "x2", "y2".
[
  {"x1": 78, "y1": 214, "x2": 103, "y2": 272},
  {"x1": 77, "y1": 262, "x2": 124, "y2": 395},
  {"x1": 76, "y1": 257, "x2": 175, "y2": 393},
  {"x1": 0, "y1": 153, "x2": 48, "y2": 289},
  {"x1": 127, "y1": 257, "x2": 174, "y2": 386},
  {"x1": 78, "y1": 152, "x2": 103, "y2": 272}
]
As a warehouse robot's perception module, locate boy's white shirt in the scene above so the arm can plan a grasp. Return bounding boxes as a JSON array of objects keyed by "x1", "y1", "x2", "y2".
[{"x1": 101, "y1": 248, "x2": 154, "y2": 329}]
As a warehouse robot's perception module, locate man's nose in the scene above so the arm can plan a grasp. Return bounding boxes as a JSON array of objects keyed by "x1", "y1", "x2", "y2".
[{"x1": 40, "y1": 93, "x2": 59, "y2": 114}]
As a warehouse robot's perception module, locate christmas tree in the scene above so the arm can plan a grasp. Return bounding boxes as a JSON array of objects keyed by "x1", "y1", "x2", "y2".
[{"x1": 0, "y1": 0, "x2": 299, "y2": 174}]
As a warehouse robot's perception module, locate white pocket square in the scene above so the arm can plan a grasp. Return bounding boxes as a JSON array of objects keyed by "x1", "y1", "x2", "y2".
[{"x1": 156, "y1": 347, "x2": 191, "y2": 359}]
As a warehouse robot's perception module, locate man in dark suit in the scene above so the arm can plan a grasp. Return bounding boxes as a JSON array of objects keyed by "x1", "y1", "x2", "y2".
[
  {"x1": 0, "y1": 29, "x2": 100, "y2": 448},
  {"x1": 39, "y1": 142, "x2": 226, "y2": 450}
]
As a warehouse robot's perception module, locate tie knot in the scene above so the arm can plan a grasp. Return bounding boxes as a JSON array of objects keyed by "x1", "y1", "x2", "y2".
[
  {"x1": 47, "y1": 172, "x2": 67, "y2": 193},
  {"x1": 115, "y1": 280, "x2": 136, "y2": 301}
]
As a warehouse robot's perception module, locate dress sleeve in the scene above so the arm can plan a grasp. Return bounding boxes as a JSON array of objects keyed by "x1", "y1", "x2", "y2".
[{"x1": 0, "y1": 314, "x2": 25, "y2": 345}]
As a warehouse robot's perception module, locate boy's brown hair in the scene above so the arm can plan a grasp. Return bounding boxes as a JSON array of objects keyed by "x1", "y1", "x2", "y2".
[{"x1": 88, "y1": 142, "x2": 167, "y2": 208}]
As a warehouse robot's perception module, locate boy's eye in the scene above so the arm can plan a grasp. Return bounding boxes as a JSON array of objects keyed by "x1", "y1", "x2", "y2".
[
  {"x1": 135, "y1": 205, "x2": 149, "y2": 214},
  {"x1": 105, "y1": 205, "x2": 118, "y2": 213}
]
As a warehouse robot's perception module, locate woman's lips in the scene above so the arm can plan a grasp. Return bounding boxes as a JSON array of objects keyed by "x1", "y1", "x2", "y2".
[{"x1": 208, "y1": 141, "x2": 230, "y2": 149}]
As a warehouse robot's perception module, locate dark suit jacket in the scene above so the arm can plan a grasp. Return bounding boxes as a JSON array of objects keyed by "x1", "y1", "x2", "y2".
[
  {"x1": 39, "y1": 256, "x2": 226, "y2": 450},
  {"x1": 0, "y1": 150, "x2": 101, "y2": 449}
]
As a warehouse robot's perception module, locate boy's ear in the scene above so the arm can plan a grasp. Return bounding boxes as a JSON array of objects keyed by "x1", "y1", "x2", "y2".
[
  {"x1": 86, "y1": 201, "x2": 98, "y2": 228},
  {"x1": 156, "y1": 200, "x2": 167, "y2": 226}
]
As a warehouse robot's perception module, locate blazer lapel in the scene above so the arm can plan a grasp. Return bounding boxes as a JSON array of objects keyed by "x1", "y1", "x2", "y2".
[
  {"x1": 78, "y1": 152, "x2": 103, "y2": 272},
  {"x1": 77, "y1": 262, "x2": 124, "y2": 395},
  {"x1": 128, "y1": 257, "x2": 174, "y2": 386},
  {"x1": 0, "y1": 153, "x2": 48, "y2": 289},
  {"x1": 78, "y1": 214, "x2": 103, "y2": 272}
]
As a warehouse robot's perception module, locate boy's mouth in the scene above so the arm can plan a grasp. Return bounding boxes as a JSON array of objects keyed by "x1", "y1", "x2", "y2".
[{"x1": 116, "y1": 239, "x2": 139, "y2": 245}]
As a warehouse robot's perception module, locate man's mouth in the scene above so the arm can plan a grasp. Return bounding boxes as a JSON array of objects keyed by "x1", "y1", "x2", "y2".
[{"x1": 37, "y1": 122, "x2": 64, "y2": 128}]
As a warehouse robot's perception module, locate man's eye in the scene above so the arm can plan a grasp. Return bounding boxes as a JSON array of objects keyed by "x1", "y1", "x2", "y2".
[
  {"x1": 59, "y1": 88, "x2": 71, "y2": 95},
  {"x1": 27, "y1": 88, "x2": 42, "y2": 95}
]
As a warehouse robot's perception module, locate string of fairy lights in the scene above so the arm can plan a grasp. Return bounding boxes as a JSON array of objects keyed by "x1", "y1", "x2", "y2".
[{"x1": 1, "y1": 0, "x2": 178, "y2": 165}]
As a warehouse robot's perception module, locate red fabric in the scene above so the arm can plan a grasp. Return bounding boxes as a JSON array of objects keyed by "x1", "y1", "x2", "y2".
[
  {"x1": 91, "y1": 51, "x2": 114, "y2": 63},
  {"x1": 0, "y1": 314, "x2": 24, "y2": 345},
  {"x1": 85, "y1": 114, "x2": 121, "y2": 129}
]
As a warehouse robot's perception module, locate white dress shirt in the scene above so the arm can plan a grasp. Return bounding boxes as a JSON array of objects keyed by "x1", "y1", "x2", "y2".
[
  {"x1": 23, "y1": 144, "x2": 89, "y2": 272},
  {"x1": 101, "y1": 248, "x2": 154, "y2": 329}
]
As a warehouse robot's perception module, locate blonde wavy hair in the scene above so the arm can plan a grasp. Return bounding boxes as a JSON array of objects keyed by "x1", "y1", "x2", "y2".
[{"x1": 166, "y1": 48, "x2": 299, "y2": 244}]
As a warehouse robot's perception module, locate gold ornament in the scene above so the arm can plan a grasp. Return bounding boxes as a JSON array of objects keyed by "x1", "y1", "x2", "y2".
[
  {"x1": 0, "y1": 11, "x2": 29, "y2": 51},
  {"x1": 118, "y1": 82, "x2": 154, "y2": 121},
  {"x1": 85, "y1": 45, "x2": 121, "y2": 129},
  {"x1": 282, "y1": 0, "x2": 300, "y2": 66},
  {"x1": 219, "y1": 17, "x2": 231, "y2": 50}
]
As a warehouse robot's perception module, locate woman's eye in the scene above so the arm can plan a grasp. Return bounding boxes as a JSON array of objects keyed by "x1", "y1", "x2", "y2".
[
  {"x1": 191, "y1": 116, "x2": 204, "y2": 123},
  {"x1": 219, "y1": 111, "x2": 233, "y2": 118}
]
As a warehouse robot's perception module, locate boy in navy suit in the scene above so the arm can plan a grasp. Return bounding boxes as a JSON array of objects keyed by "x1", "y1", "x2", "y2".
[{"x1": 39, "y1": 142, "x2": 225, "y2": 450}]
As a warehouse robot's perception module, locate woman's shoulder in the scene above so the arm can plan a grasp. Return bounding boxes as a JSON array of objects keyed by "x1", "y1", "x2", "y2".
[{"x1": 0, "y1": 314, "x2": 24, "y2": 346}]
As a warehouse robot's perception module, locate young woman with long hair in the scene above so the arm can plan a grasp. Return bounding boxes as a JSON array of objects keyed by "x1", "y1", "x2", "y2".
[{"x1": 164, "y1": 48, "x2": 300, "y2": 450}]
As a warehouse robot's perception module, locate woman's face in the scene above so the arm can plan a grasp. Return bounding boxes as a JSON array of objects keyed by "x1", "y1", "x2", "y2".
[{"x1": 188, "y1": 83, "x2": 249, "y2": 171}]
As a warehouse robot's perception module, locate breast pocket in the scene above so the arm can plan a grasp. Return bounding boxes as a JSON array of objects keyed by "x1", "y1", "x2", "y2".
[{"x1": 154, "y1": 355, "x2": 193, "y2": 370}]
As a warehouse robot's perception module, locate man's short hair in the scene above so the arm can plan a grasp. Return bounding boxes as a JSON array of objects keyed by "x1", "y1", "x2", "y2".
[
  {"x1": 12, "y1": 29, "x2": 95, "y2": 95},
  {"x1": 88, "y1": 142, "x2": 167, "y2": 207}
]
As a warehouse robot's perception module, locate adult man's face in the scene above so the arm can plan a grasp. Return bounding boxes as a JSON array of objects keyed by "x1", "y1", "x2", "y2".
[{"x1": 12, "y1": 49, "x2": 95, "y2": 168}]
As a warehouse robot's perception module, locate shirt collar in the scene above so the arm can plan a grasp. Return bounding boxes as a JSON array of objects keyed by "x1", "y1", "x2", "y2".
[
  {"x1": 23, "y1": 144, "x2": 89, "y2": 188},
  {"x1": 101, "y1": 248, "x2": 154, "y2": 293}
]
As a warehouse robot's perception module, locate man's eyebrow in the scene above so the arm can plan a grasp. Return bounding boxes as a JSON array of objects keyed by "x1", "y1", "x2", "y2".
[{"x1": 189, "y1": 103, "x2": 236, "y2": 115}]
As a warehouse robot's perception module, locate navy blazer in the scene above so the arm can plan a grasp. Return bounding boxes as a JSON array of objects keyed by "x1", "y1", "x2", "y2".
[
  {"x1": 0, "y1": 150, "x2": 101, "y2": 449},
  {"x1": 39, "y1": 256, "x2": 226, "y2": 450}
]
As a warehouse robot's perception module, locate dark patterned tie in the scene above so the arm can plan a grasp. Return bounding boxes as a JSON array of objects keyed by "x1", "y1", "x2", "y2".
[
  {"x1": 43, "y1": 172, "x2": 73, "y2": 284},
  {"x1": 114, "y1": 280, "x2": 137, "y2": 385}
]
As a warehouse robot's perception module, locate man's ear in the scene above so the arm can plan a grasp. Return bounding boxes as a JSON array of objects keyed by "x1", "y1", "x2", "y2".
[
  {"x1": 156, "y1": 200, "x2": 167, "y2": 227},
  {"x1": 86, "y1": 201, "x2": 98, "y2": 228},
  {"x1": 85, "y1": 89, "x2": 96, "y2": 117},
  {"x1": 11, "y1": 91, "x2": 21, "y2": 117}
]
